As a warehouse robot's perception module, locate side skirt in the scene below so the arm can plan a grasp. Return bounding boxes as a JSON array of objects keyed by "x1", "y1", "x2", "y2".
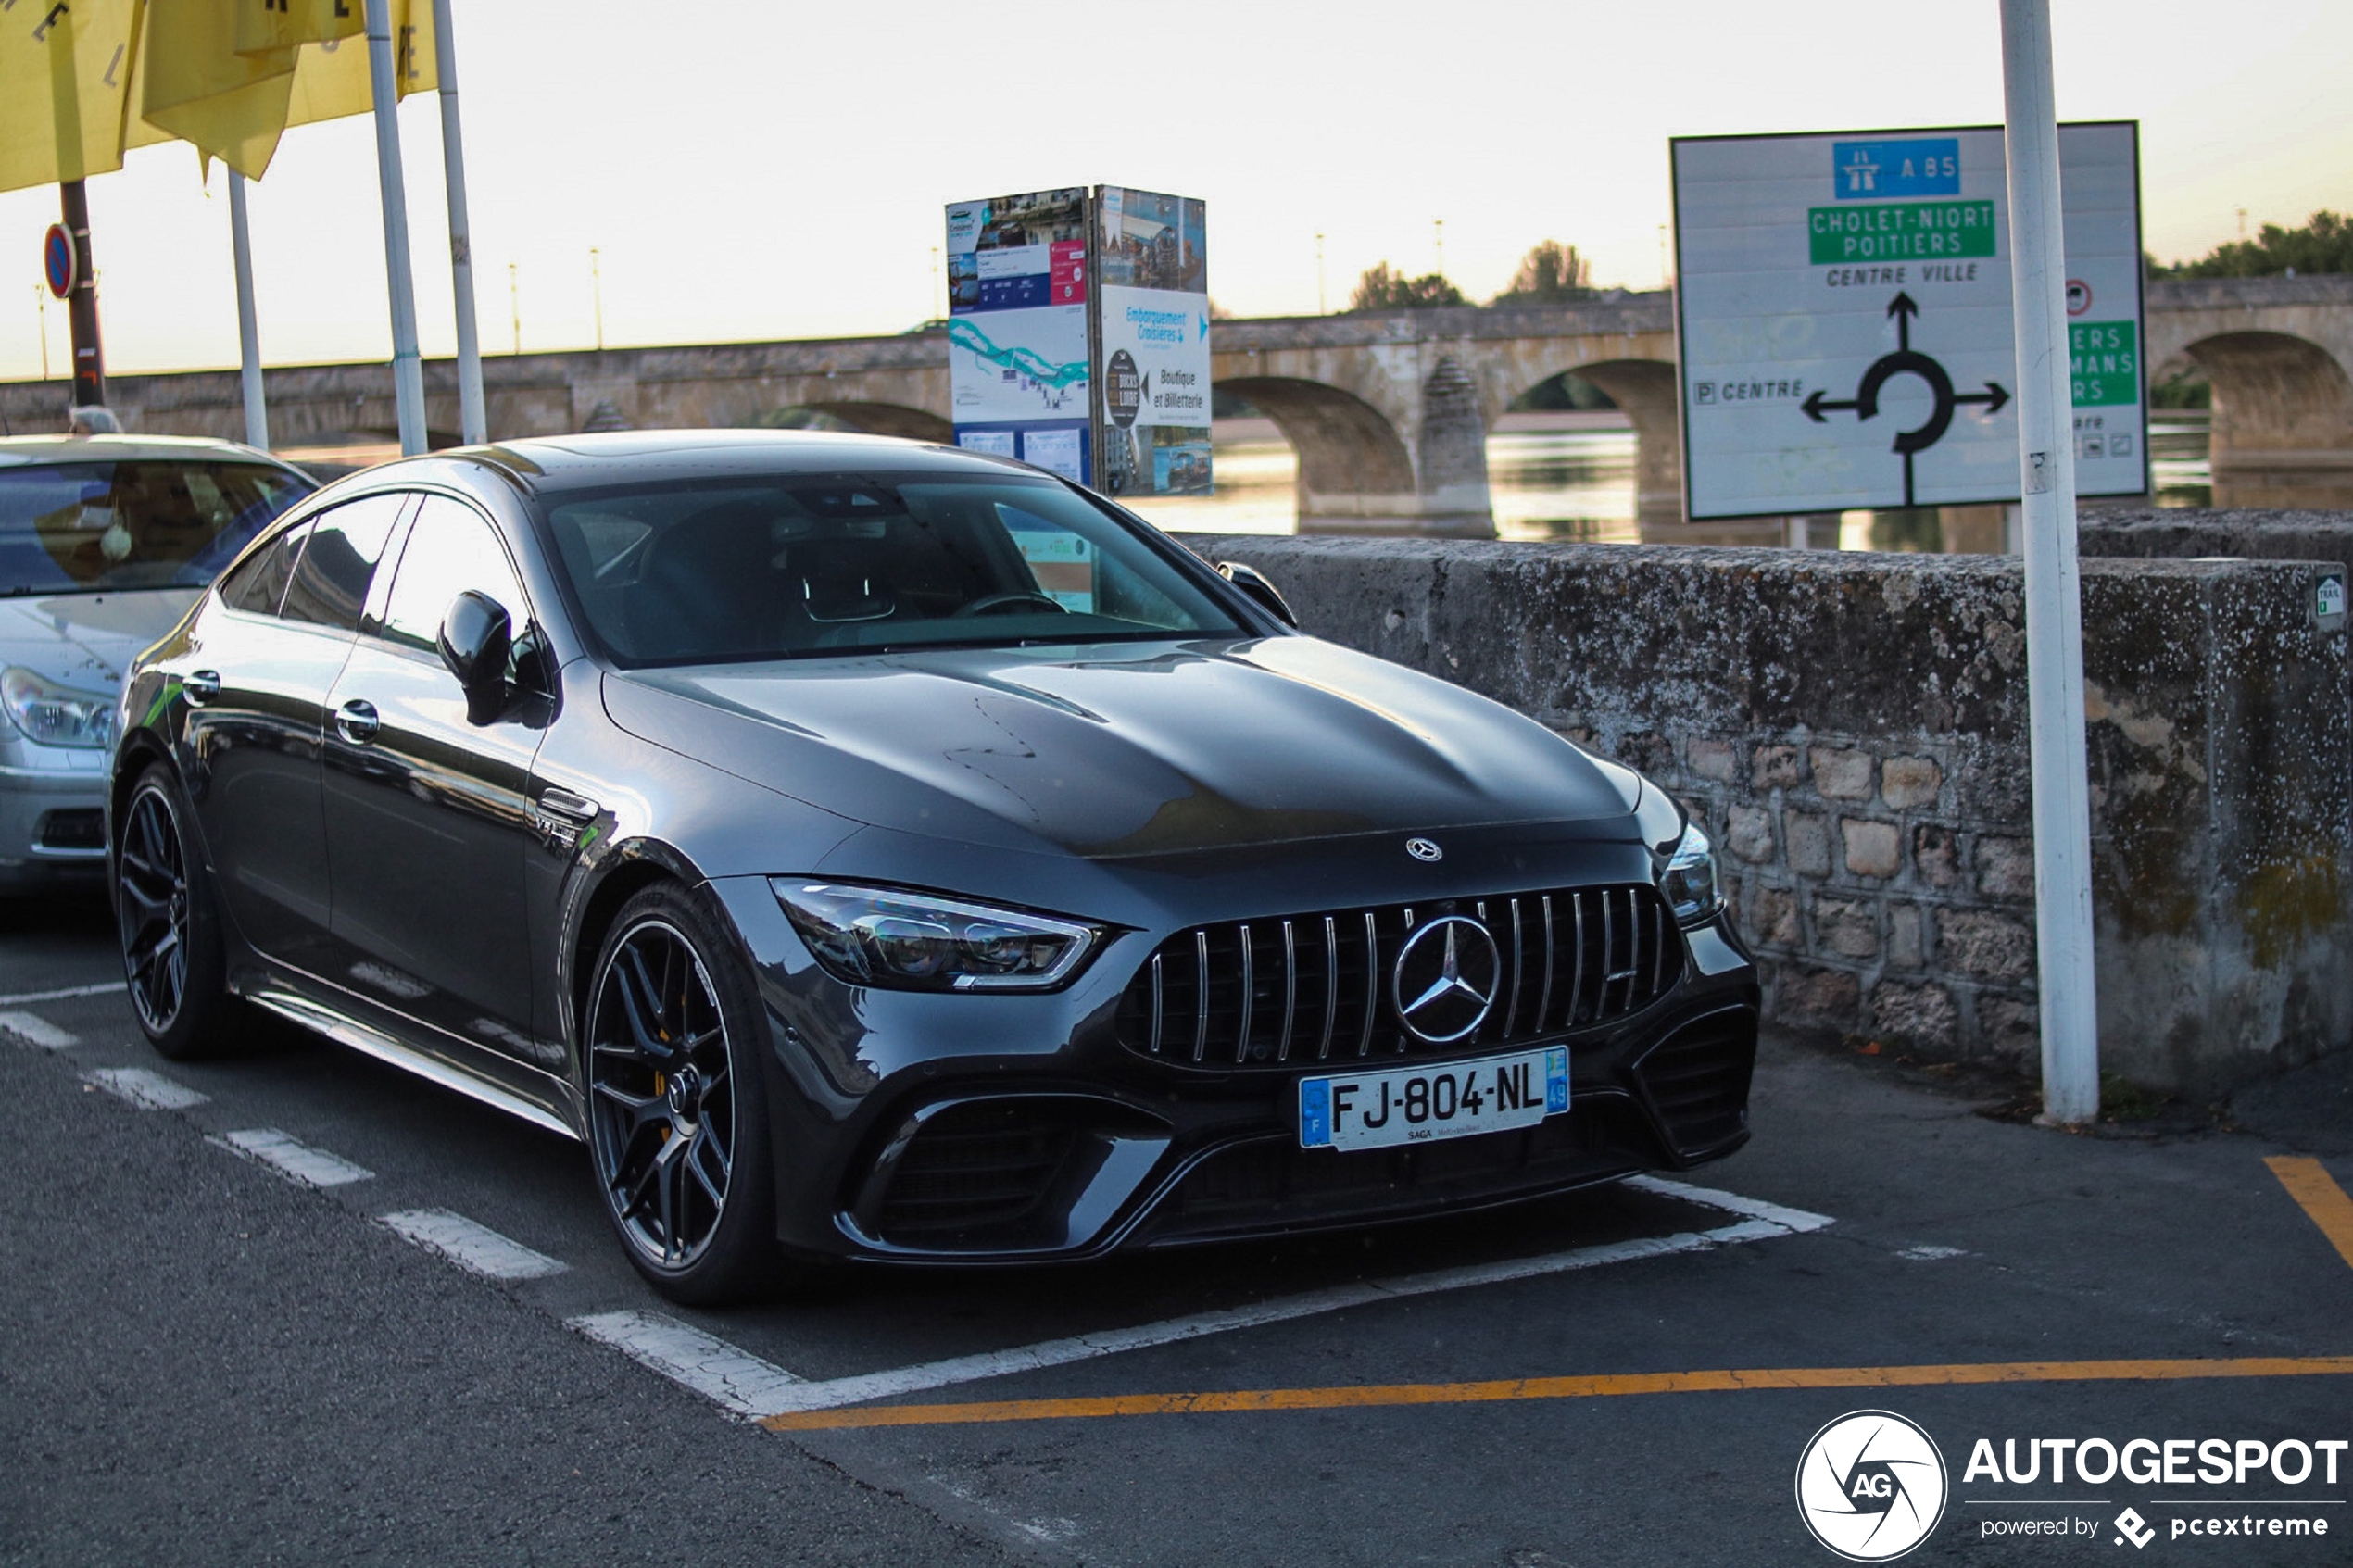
[{"x1": 245, "y1": 985, "x2": 583, "y2": 1143}]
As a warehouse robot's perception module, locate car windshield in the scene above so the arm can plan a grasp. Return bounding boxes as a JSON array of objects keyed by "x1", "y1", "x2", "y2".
[
  {"x1": 0, "y1": 459, "x2": 313, "y2": 596},
  {"x1": 543, "y1": 472, "x2": 1244, "y2": 666}
]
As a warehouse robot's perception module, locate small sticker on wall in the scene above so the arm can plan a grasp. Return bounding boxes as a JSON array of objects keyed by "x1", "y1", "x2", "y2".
[{"x1": 2316, "y1": 571, "x2": 2347, "y2": 632}]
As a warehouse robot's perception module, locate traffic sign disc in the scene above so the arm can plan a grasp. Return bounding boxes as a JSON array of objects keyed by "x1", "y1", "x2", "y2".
[{"x1": 43, "y1": 224, "x2": 75, "y2": 300}]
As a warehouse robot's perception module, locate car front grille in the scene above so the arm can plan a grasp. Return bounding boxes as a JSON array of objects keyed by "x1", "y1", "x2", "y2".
[
  {"x1": 1116, "y1": 884, "x2": 1682, "y2": 1068},
  {"x1": 1631, "y1": 1009, "x2": 1756, "y2": 1159}
]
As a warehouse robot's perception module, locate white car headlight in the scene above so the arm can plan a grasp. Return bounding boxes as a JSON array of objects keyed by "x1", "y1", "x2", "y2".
[
  {"x1": 1659, "y1": 822, "x2": 1721, "y2": 925},
  {"x1": 772, "y1": 881, "x2": 1100, "y2": 992},
  {"x1": 0, "y1": 667, "x2": 116, "y2": 749}
]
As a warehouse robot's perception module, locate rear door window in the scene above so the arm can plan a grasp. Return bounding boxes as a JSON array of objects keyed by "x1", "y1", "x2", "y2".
[
  {"x1": 280, "y1": 494, "x2": 409, "y2": 632},
  {"x1": 220, "y1": 521, "x2": 309, "y2": 616}
]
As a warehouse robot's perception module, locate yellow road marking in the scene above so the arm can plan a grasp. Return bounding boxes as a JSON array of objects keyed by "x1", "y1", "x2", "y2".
[
  {"x1": 760, "y1": 1356, "x2": 2353, "y2": 1432},
  {"x1": 2268, "y1": 1156, "x2": 2353, "y2": 1271}
]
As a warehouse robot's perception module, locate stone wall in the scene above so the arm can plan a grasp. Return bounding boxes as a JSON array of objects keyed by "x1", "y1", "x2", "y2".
[
  {"x1": 1189, "y1": 535, "x2": 2353, "y2": 1096},
  {"x1": 2081, "y1": 508, "x2": 2353, "y2": 576}
]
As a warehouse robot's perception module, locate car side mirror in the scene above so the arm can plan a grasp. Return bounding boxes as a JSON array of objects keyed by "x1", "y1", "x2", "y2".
[
  {"x1": 1216, "y1": 560, "x2": 1298, "y2": 628},
  {"x1": 437, "y1": 590, "x2": 513, "y2": 699}
]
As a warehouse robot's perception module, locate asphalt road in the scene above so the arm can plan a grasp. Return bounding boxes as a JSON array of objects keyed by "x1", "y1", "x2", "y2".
[{"x1": 5, "y1": 891, "x2": 2350, "y2": 1567}]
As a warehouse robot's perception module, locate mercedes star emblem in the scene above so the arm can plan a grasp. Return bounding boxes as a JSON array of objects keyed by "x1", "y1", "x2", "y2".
[
  {"x1": 1405, "y1": 836, "x2": 1442, "y2": 862},
  {"x1": 1390, "y1": 915, "x2": 1501, "y2": 1044}
]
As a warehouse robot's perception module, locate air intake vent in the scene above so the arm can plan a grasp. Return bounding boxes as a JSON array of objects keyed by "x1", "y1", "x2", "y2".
[
  {"x1": 1117, "y1": 884, "x2": 1681, "y2": 1068},
  {"x1": 871, "y1": 1101, "x2": 1081, "y2": 1241},
  {"x1": 1632, "y1": 1010, "x2": 1756, "y2": 1158}
]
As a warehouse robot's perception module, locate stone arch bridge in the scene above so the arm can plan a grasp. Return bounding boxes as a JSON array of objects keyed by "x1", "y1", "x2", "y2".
[{"x1": 5, "y1": 275, "x2": 2347, "y2": 533}]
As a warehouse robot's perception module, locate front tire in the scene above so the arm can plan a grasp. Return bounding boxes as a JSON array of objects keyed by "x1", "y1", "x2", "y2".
[
  {"x1": 584, "y1": 884, "x2": 794, "y2": 1305},
  {"x1": 115, "y1": 763, "x2": 239, "y2": 1060}
]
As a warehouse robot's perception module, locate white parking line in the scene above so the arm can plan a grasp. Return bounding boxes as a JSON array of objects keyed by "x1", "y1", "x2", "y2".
[
  {"x1": 0, "y1": 1010, "x2": 78, "y2": 1049},
  {"x1": 82, "y1": 1066, "x2": 208, "y2": 1110},
  {"x1": 568, "y1": 1311, "x2": 806, "y2": 1419},
  {"x1": 381, "y1": 1209, "x2": 568, "y2": 1281},
  {"x1": 211, "y1": 1128, "x2": 375, "y2": 1187},
  {"x1": 0, "y1": 980, "x2": 126, "y2": 1006},
  {"x1": 749, "y1": 1178, "x2": 1835, "y2": 1418}
]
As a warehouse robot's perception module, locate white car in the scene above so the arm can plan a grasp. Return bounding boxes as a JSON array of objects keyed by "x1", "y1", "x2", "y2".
[{"x1": 0, "y1": 434, "x2": 313, "y2": 892}]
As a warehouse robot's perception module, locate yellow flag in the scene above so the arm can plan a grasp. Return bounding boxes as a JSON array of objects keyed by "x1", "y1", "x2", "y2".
[
  {"x1": 285, "y1": 0, "x2": 434, "y2": 130},
  {"x1": 234, "y1": 0, "x2": 363, "y2": 56},
  {"x1": 140, "y1": 0, "x2": 299, "y2": 181},
  {"x1": 0, "y1": 0, "x2": 141, "y2": 193}
]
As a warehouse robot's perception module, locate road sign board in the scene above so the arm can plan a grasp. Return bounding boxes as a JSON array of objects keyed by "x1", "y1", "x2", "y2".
[
  {"x1": 1672, "y1": 121, "x2": 2147, "y2": 519},
  {"x1": 42, "y1": 224, "x2": 74, "y2": 301}
]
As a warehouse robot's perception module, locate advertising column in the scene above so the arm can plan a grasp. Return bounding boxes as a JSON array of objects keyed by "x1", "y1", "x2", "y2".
[
  {"x1": 946, "y1": 189, "x2": 1094, "y2": 483},
  {"x1": 1093, "y1": 187, "x2": 1213, "y2": 498}
]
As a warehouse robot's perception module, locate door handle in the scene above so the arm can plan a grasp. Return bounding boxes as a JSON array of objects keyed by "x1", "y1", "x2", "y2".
[
  {"x1": 334, "y1": 699, "x2": 381, "y2": 745},
  {"x1": 182, "y1": 670, "x2": 221, "y2": 707},
  {"x1": 536, "y1": 787, "x2": 600, "y2": 822}
]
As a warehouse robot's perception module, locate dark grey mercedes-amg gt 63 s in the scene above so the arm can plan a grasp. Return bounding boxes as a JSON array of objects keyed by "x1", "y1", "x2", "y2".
[{"x1": 109, "y1": 431, "x2": 1757, "y2": 1302}]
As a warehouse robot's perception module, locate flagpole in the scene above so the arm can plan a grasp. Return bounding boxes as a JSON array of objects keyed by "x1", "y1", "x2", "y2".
[
  {"x1": 430, "y1": 0, "x2": 485, "y2": 445},
  {"x1": 227, "y1": 171, "x2": 270, "y2": 451},
  {"x1": 363, "y1": 0, "x2": 427, "y2": 456}
]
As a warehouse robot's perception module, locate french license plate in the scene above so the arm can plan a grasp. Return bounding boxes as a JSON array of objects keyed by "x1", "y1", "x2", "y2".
[{"x1": 1298, "y1": 1047, "x2": 1568, "y2": 1152}]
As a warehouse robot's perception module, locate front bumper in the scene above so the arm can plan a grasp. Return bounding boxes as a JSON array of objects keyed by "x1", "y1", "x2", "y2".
[
  {"x1": 0, "y1": 753, "x2": 111, "y2": 890},
  {"x1": 710, "y1": 877, "x2": 1761, "y2": 1266}
]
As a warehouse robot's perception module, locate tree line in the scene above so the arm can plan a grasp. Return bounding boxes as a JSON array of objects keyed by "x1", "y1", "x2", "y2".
[
  {"x1": 1348, "y1": 240, "x2": 1599, "y2": 311},
  {"x1": 2149, "y1": 211, "x2": 2351, "y2": 279}
]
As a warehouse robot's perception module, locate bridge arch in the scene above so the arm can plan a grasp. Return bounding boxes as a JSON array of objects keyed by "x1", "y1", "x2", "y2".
[
  {"x1": 1214, "y1": 374, "x2": 1419, "y2": 530},
  {"x1": 2181, "y1": 330, "x2": 2353, "y2": 507},
  {"x1": 1491, "y1": 357, "x2": 1683, "y2": 531},
  {"x1": 786, "y1": 401, "x2": 953, "y2": 442}
]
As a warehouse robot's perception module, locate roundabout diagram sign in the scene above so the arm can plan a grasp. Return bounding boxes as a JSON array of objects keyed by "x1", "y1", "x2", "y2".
[{"x1": 1671, "y1": 122, "x2": 2146, "y2": 520}]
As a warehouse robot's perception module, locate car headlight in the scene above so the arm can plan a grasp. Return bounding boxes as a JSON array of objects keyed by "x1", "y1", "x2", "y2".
[
  {"x1": 0, "y1": 667, "x2": 116, "y2": 749},
  {"x1": 771, "y1": 881, "x2": 1101, "y2": 992},
  {"x1": 1659, "y1": 822, "x2": 1721, "y2": 925}
]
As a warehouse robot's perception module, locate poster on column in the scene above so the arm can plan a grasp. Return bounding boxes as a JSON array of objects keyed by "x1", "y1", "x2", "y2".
[
  {"x1": 1095, "y1": 188, "x2": 1213, "y2": 498},
  {"x1": 1671, "y1": 121, "x2": 2147, "y2": 520},
  {"x1": 947, "y1": 189, "x2": 1093, "y2": 483}
]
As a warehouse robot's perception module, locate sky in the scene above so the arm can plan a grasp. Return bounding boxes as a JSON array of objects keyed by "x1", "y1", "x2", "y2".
[{"x1": 3, "y1": 0, "x2": 2348, "y2": 382}]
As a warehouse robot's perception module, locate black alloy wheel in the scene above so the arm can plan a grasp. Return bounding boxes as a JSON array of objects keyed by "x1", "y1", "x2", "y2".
[
  {"x1": 585, "y1": 886, "x2": 786, "y2": 1302},
  {"x1": 115, "y1": 763, "x2": 234, "y2": 1060}
]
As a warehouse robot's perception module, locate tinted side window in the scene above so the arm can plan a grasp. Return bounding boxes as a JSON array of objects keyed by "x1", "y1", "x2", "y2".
[
  {"x1": 220, "y1": 521, "x2": 309, "y2": 616},
  {"x1": 379, "y1": 497, "x2": 529, "y2": 654},
  {"x1": 281, "y1": 494, "x2": 408, "y2": 632}
]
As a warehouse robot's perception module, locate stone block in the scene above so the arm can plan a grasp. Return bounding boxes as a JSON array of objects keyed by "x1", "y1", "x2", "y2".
[
  {"x1": 1725, "y1": 805, "x2": 1776, "y2": 864},
  {"x1": 1686, "y1": 737, "x2": 1737, "y2": 784},
  {"x1": 1938, "y1": 909, "x2": 2036, "y2": 980},
  {"x1": 1617, "y1": 730, "x2": 1673, "y2": 777},
  {"x1": 1810, "y1": 747, "x2": 1874, "y2": 800},
  {"x1": 1812, "y1": 897, "x2": 1880, "y2": 959},
  {"x1": 1887, "y1": 902, "x2": 1925, "y2": 969},
  {"x1": 1871, "y1": 981, "x2": 1958, "y2": 1051},
  {"x1": 1913, "y1": 825, "x2": 1959, "y2": 888},
  {"x1": 1843, "y1": 819, "x2": 1901, "y2": 879},
  {"x1": 1744, "y1": 884, "x2": 1800, "y2": 947},
  {"x1": 1785, "y1": 811, "x2": 1831, "y2": 876},
  {"x1": 1977, "y1": 834, "x2": 2035, "y2": 899},
  {"x1": 1773, "y1": 964, "x2": 1861, "y2": 1031},
  {"x1": 1753, "y1": 745, "x2": 1804, "y2": 789},
  {"x1": 1978, "y1": 996, "x2": 2042, "y2": 1064},
  {"x1": 1881, "y1": 755, "x2": 1942, "y2": 809}
]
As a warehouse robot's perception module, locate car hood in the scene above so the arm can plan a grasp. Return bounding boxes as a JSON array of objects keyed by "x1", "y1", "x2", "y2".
[
  {"x1": 603, "y1": 636, "x2": 1639, "y2": 860},
  {"x1": 0, "y1": 589, "x2": 199, "y2": 694}
]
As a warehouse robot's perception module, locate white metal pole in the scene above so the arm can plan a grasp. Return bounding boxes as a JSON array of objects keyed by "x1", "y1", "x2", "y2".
[
  {"x1": 227, "y1": 171, "x2": 269, "y2": 451},
  {"x1": 365, "y1": 0, "x2": 427, "y2": 456},
  {"x1": 431, "y1": 0, "x2": 485, "y2": 444},
  {"x1": 1998, "y1": 0, "x2": 2099, "y2": 1124}
]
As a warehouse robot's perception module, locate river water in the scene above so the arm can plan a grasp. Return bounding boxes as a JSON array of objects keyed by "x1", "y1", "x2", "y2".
[{"x1": 1127, "y1": 412, "x2": 2218, "y2": 546}]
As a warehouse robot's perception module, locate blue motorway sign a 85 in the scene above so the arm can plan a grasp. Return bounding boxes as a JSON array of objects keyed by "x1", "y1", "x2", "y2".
[{"x1": 1832, "y1": 138, "x2": 1960, "y2": 199}]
